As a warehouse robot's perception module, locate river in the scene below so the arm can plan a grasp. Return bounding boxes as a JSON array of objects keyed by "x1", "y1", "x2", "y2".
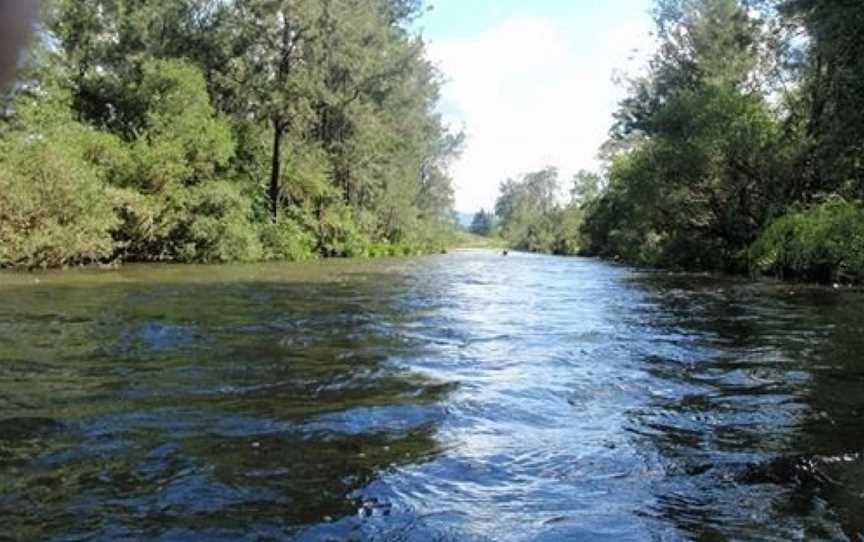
[{"x1": 1, "y1": 250, "x2": 863, "y2": 541}]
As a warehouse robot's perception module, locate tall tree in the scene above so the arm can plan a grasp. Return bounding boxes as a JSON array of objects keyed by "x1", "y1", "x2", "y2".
[
  {"x1": 495, "y1": 167, "x2": 561, "y2": 251},
  {"x1": 779, "y1": 0, "x2": 864, "y2": 197},
  {"x1": 585, "y1": 0, "x2": 790, "y2": 271},
  {"x1": 2, "y1": 0, "x2": 462, "y2": 267},
  {"x1": 215, "y1": 0, "x2": 324, "y2": 221}
]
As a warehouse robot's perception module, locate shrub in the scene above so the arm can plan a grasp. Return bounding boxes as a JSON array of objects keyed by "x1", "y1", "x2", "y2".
[
  {"x1": 318, "y1": 203, "x2": 372, "y2": 258},
  {"x1": 179, "y1": 182, "x2": 263, "y2": 263},
  {"x1": 113, "y1": 186, "x2": 187, "y2": 261},
  {"x1": 750, "y1": 198, "x2": 864, "y2": 283},
  {"x1": 114, "y1": 181, "x2": 263, "y2": 263},
  {"x1": 0, "y1": 127, "x2": 120, "y2": 269},
  {"x1": 259, "y1": 218, "x2": 317, "y2": 262}
]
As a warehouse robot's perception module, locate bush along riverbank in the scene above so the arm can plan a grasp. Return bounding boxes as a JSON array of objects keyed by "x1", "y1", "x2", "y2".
[
  {"x1": 0, "y1": 1, "x2": 462, "y2": 270},
  {"x1": 483, "y1": 0, "x2": 864, "y2": 285}
]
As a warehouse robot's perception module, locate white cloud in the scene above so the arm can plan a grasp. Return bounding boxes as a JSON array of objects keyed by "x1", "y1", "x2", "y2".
[{"x1": 428, "y1": 16, "x2": 655, "y2": 213}]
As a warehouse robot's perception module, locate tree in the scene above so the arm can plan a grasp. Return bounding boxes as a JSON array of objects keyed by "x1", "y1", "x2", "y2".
[
  {"x1": 0, "y1": 87, "x2": 121, "y2": 269},
  {"x1": 470, "y1": 209, "x2": 494, "y2": 236},
  {"x1": 569, "y1": 170, "x2": 603, "y2": 206},
  {"x1": 583, "y1": 0, "x2": 790, "y2": 271},
  {"x1": 48, "y1": 0, "x2": 225, "y2": 134},
  {"x1": 779, "y1": 0, "x2": 864, "y2": 198},
  {"x1": 214, "y1": 0, "x2": 325, "y2": 221},
  {"x1": 1, "y1": 0, "x2": 462, "y2": 268},
  {"x1": 494, "y1": 167, "x2": 563, "y2": 252},
  {"x1": 612, "y1": 0, "x2": 766, "y2": 141}
]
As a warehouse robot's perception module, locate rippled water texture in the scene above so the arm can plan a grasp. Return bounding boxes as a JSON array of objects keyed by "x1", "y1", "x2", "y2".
[{"x1": 1, "y1": 250, "x2": 863, "y2": 541}]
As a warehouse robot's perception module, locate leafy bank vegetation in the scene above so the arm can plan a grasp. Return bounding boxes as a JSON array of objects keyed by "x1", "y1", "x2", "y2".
[
  {"x1": 482, "y1": 0, "x2": 864, "y2": 284},
  {"x1": 0, "y1": 0, "x2": 461, "y2": 269}
]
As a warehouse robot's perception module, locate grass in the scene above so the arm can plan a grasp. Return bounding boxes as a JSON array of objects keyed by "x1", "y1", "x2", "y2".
[{"x1": 448, "y1": 231, "x2": 507, "y2": 250}]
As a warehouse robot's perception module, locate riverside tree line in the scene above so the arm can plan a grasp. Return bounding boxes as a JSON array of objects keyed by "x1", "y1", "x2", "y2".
[
  {"x1": 0, "y1": 0, "x2": 462, "y2": 269},
  {"x1": 480, "y1": 0, "x2": 864, "y2": 284}
]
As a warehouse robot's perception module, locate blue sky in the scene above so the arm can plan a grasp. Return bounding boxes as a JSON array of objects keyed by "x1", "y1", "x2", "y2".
[{"x1": 415, "y1": 0, "x2": 656, "y2": 213}]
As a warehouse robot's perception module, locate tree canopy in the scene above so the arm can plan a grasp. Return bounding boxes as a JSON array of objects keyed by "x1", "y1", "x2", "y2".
[
  {"x1": 484, "y1": 0, "x2": 864, "y2": 283},
  {"x1": 565, "y1": 0, "x2": 863, "y2": 283},
  {"x1": 0, "y1": 0, "x2": 461, "y2": 269}
]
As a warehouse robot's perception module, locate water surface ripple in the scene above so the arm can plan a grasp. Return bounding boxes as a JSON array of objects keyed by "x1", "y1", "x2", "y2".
[{"x1": 1, "y1": 250, "x2": 863, "y2": 541}]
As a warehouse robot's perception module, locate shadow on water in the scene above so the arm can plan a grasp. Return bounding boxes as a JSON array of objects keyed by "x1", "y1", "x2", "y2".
[
  {"x1": 0, "y1": 267, "x2": 453, "y2": 541},
  {"x1": 623, "y1": 273, "x2": 864, "y2": 541}
]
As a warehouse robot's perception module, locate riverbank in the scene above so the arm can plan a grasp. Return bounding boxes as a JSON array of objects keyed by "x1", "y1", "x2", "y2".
[
  {"x1": 0, "y1": 246, "x2": 508, "y2": 288},
  {"x1": 448, "y1": 231, "x2": 507, "y2": 250},
  {"x1": 0, "y1": 230, "x2": 504, "y2": 274},
  {"x1": 494, "y1": 242, "x2": 864, "y2": 288}
]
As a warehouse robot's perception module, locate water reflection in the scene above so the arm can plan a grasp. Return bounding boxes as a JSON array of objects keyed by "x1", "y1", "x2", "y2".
[{"x1": 1, "y1": 254, "x2": 864, "y2": 541}]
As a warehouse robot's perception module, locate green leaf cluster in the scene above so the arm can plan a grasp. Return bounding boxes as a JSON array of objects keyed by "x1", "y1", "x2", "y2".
[
  {"x1": 0, "y1": 0, "x2": 461, "y2": 269},
  {"x1": 492, "y1": 167, "x2": 586, "y2": 255},
  {"x1": 571, "y1": 0, "x2": 864, "y2": 283},
  {"x1": 751, "y1": 198, "x2": 864, "y2": 283}
]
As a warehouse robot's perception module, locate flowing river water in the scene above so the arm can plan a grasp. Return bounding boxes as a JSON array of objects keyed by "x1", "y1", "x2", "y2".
[{"x1": 1, "y1": 250, "x2": 863, "y2": 541}]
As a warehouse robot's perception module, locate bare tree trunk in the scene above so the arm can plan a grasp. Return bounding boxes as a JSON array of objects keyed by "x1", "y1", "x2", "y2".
[{"x1": 270, "y1": 119, "x2": 284, "y2": 222}]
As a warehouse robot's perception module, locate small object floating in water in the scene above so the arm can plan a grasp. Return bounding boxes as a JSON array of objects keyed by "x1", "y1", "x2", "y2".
[{"x1": 502, "y1": 250, "x2": 509, "y2": 256}]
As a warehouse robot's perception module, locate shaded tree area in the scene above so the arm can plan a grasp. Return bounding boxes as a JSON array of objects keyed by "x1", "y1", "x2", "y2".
[
  {"x1": 469, "y1": 209, "x2": 495, "y2": 237},
  {"x1": 0, "y1": 0, "x2": 462, "y2": 269},
  {"x1": 576, "y1": 0, "x2": 864, "y2": 283}
]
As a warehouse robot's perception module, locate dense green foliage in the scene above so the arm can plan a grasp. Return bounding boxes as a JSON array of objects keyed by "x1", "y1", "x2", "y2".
[
  {"x1": 751, "y1": 198, "x2": 864, "y2": 283},
  {"x1": 469, "y1": 209, "x2": 495, "y2": 237},
  {"x1": 492, "y1": 167, "x2": 586, "y2": 255},
  {"x1": 482, "y1": 0, "x2": 862, "y2": 283},
  {"x1": 0, "y1": 0, "x2": 460, "y2": 269},
  {"x1": 570, "y1": 0, "x2": 864, "y2": 283},
  {"x1": 0, "y1": 122, "x2": 121, "y2": 268}
]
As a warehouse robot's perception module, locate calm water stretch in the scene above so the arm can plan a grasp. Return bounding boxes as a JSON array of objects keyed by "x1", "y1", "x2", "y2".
[{"x1": 1, "y1": 250, "x2": 863, "y2": 541}]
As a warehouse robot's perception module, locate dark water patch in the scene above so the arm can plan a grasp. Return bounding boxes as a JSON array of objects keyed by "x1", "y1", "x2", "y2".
[
  {"x1": 0, "y1": 417, "x2": 66, "y2": 440},
  {"x1": 736, "y1": 454, "x2": 852, "y2": 488}
]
